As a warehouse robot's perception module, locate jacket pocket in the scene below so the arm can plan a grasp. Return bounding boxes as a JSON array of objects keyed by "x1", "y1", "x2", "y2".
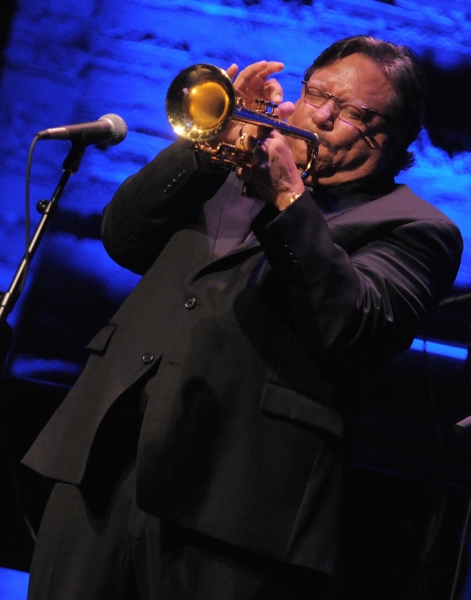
[
  {"x1": 86, "y1": 323, "x2": 118, "y2": 355},
  {"x1": 260, "y1": 381, "x2": 343, "y2": 438}
]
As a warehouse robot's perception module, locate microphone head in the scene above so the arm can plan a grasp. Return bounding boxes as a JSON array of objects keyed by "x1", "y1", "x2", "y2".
[{"x1": 99, "y1": 114, "x2": 128, "y2": 145}]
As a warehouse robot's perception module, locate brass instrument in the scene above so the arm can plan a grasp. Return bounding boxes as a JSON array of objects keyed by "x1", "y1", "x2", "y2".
[{"x1": 165, "y1": 64, "x2": 318, "y2": 180}]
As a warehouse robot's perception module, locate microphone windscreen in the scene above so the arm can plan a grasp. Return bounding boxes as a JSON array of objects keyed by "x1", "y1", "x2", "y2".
[{"x1": 99, "y1": 114, "x2": 128, "y2": 145}]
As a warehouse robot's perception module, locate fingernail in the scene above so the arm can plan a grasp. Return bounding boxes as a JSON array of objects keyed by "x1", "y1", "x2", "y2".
[{"x1": 274, "y1": 94, "x2": 282, "y2": 103}]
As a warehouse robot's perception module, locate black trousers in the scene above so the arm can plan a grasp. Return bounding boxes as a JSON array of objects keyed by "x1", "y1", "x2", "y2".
[{"x1": 27, "y1": 463, "x2": 334, "y2": 600}]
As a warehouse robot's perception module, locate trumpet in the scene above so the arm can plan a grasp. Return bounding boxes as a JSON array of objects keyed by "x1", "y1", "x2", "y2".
[{"x1": 166, "y1": 64, "x2": 318, "y2": 180}]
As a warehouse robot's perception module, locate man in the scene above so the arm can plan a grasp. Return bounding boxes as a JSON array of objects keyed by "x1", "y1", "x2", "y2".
[{"x1": 24, "y1": 36, "x2": 462, "y2": 599}]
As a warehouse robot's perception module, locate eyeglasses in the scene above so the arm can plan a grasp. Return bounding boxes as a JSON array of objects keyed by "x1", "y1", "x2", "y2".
[{"x1": 301, "y1": 81, "x2": 389, "y2": 125}]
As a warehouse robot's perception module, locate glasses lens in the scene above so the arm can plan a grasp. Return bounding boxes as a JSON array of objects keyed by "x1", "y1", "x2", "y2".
[
  {"x1": 303, "y1": 84, "x2": 367, "y2": 124},
  {"x1": 340, "y1": 106, "x2": 365, "y2": 122}
]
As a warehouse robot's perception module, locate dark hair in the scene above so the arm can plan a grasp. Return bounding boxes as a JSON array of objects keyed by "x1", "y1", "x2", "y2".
[{"x1": 304, "y1": 35, "x2": 425, "y2": 176}]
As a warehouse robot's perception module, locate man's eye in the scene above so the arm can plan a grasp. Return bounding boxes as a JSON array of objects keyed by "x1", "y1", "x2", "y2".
[
  {"x1": 343, "y1": 107, "x2": 363, "y2": 121},
  {"x1": 307, "y1": 88, "x2": 324, "y2": 98}
]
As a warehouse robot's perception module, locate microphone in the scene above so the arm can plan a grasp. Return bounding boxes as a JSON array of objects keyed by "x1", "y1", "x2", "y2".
[{"x1": 37, "y1": 114, "x2": 128, "y2": 146}]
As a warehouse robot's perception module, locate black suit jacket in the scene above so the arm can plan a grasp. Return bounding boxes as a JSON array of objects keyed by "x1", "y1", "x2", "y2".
[{"x1": 23, "y1": 139, "x2": 463, "y2": 575}]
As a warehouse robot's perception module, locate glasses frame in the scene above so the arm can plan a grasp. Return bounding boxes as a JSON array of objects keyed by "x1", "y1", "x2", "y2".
[{"x1": 301, "y1": 81, "x2": 389, "y2": 124}]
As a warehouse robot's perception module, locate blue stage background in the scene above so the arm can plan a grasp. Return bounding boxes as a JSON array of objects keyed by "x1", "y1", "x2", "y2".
[
  {"x1": 0, "y1": 0, "x2": 469, "y2": 384},
  {"x1": 0, "y1": 1, "x2": 470, "y2": 598}
]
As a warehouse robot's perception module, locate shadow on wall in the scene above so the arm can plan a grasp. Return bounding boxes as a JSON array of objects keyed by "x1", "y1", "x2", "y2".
[
  {"x1": 422, "y1": 60, "x2": 471, "y2": 153},
  {"x1": 0, "y1": 0, "x2": 17, "y2": 67},
  {"x1": 4, "y1": 208, "x2": 139, "y2": 387}
]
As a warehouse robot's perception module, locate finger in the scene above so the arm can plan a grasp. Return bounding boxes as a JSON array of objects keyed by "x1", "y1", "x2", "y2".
[
  {"x1": 234, "y1": 61, "x2": 284, "y2": 91},
  {"x1": 259, "y1": 61, "x2": 285, "y2": 79},
  {"x1": 225, "y1": 63, "x2": 238, "y2": 80},
  {"x1": 239, "y1": 133, "x2": 259, "y2": 152},
  {"x1": 234, "y1": 61, "x2": 268, "y2": 89},
  {"x1": 263, "y1": 79, "x2": 283, "y2": 104}
]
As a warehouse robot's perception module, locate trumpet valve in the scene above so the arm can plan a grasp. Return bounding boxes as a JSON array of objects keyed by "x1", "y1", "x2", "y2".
[{"x1": 255, "y1": 99, "x2": 279, "y2": 117}]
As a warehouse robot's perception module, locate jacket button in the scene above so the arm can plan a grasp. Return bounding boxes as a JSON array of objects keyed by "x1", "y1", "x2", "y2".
[
  {"x1": 142, "y1": 352, "x2": 154, "y2": 364},
  {"x1": 184, "y1": 297, "x2": 196, "y2": 309}
]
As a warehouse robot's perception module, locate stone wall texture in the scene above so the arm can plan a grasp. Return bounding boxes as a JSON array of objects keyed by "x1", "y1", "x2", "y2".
[{"x1": 0, "y1": 0, "x2": 470, "y2": 382}]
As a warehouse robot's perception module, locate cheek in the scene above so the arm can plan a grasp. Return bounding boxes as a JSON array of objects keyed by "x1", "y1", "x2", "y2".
[
  {"x1": 328, "y1": 120, "x2": 383, "y2": 157},
  {"x1": 333, "y1": 142, "x2": 371, "y2": 167},
  {"x1": 329, "y1": 121, "x2": 363, "y2": 146},
  {"x1": 288, "y1": 101, "x2": 312, "y2": 129}
]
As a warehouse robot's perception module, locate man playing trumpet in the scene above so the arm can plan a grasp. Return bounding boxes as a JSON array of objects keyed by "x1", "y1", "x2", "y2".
[{"x1": 25, "y1": 35, "x2": 462, "y2": 600}]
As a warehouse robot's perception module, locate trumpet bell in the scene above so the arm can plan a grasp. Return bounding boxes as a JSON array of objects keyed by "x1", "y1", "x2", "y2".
[{"x1": 166, "y1": 64, "x2": 236, "y2": 141}]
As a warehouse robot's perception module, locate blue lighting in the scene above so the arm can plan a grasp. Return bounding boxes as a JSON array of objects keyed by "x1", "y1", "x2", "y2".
[
  {"x1": 0, "y1": 568, "x2": 29, "y2": 600},
  {"x1": 410, "y1": 338, "x2": 469, "y2": 360},
  {"x1": 0, "y1": 0, "x2": 469, "y2": 384}
]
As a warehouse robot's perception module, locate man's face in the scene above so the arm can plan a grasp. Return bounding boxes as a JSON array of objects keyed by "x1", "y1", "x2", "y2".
[{"x1": 287, "y1": 53, "x2": 396, "y2": 186}]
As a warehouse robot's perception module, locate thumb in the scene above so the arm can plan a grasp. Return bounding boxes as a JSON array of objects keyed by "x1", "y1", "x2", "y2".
[{"x1": 275, "y1": 101, "x2": 296, "y2": 121}]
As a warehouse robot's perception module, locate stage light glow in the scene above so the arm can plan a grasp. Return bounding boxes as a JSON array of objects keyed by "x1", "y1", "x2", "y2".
[
  {"x1": 0, "y1": 568, "x2": 29, "y2": 600},
  {"x1": 410, "y1": 338, "x2": 469, "y2": 360}
]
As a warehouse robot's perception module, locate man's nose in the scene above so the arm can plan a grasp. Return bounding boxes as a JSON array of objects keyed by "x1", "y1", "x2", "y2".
[{"x1": 311, "y1": 100, "x2": 338, "y2": 129}]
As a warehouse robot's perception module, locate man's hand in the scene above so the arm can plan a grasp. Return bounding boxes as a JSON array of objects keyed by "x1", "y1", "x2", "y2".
[
  {"x1": 229, "y1": 61, "x2": 284, "y2": 107},
  {"x1": 227, "y1": 61, "x2": 295, "y2": 120},
  {"x1": 224, "y1": 63, "x2": 303, "y2": 208},
  {"x1": 208, "y1": 61, "x2": 295, "y2": 160},
  {"x1": 236, "y1": 131, "x2": 305, "y2": 210}
]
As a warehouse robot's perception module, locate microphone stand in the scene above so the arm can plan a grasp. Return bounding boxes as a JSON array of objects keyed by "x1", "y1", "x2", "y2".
[
  {"x1": 0, "y1": 142, "x2": 86, "y2": 334},
  {"x1": 0, "y1": 142, "x2": 87, "y2": 550}
]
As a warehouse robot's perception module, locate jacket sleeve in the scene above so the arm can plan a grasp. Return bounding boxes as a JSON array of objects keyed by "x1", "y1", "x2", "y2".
[
  {"x1": 101, "y1": 138, "x2": 230, "y2": 274},
  {"x1": 252, "y1": 191, "x2": 463, "y2": 365}
]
